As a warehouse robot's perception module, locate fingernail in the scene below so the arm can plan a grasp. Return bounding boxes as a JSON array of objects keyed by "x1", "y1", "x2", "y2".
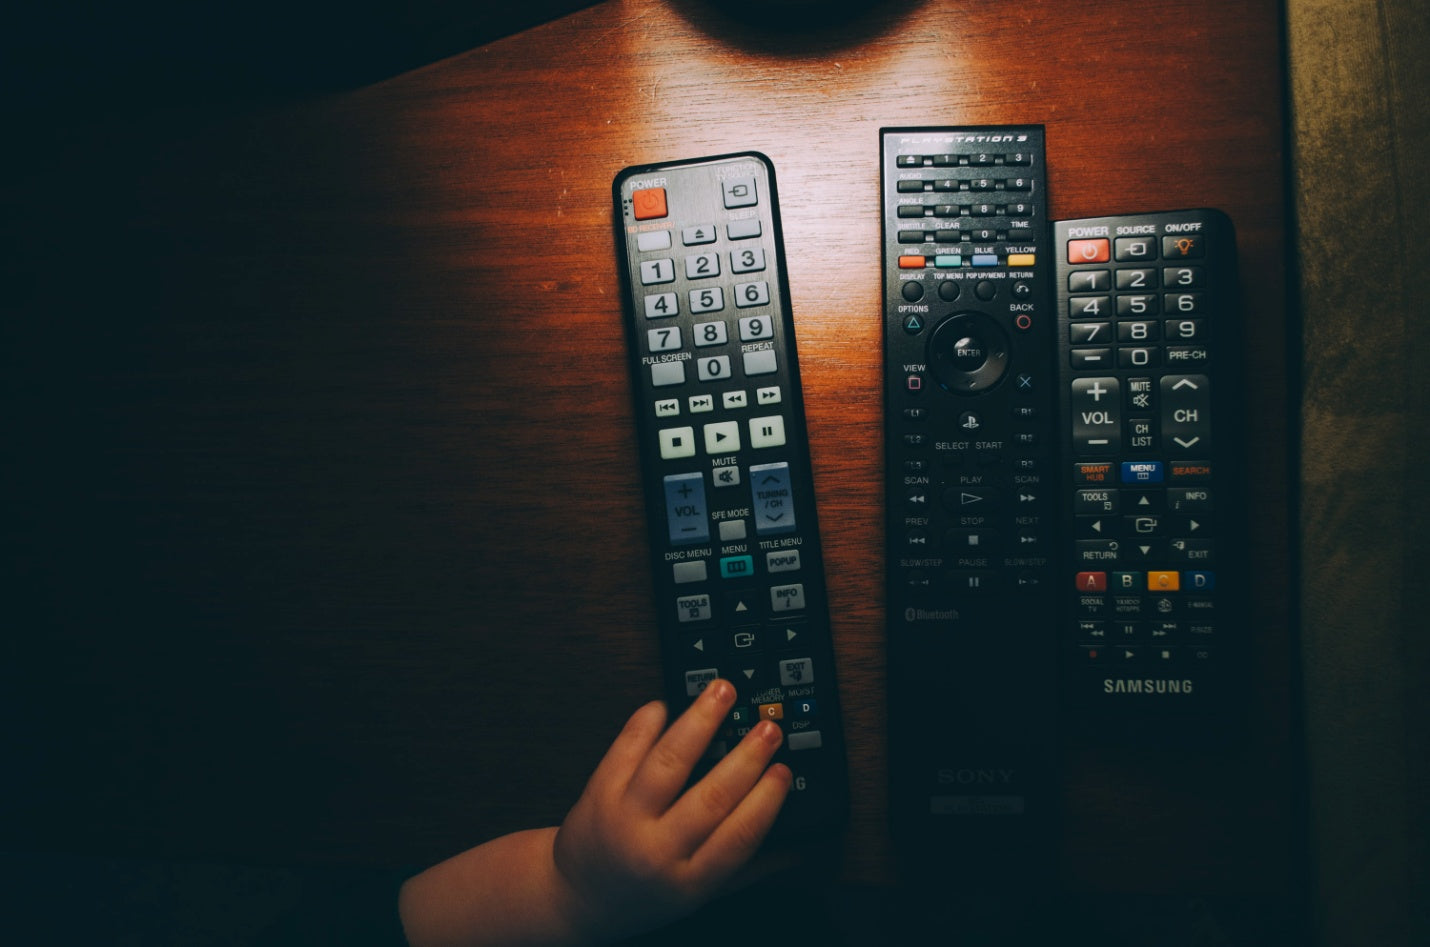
[
  {"x1": 705, "y1": 678, "x2": 733, "y2": 703},
  {"x1": 754, "y1": 719, "x2": 782, "y2": 745}
]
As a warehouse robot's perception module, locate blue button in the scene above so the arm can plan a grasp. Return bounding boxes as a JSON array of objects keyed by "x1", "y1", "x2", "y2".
[
  {"x1": 791, "y1": 698, "x2": 818, "y2": 716},
  {"x1": 720, "y1": 555, "x2": 754, "y2": 579},
  {"x1": 663, "y1": 472, "x2": 709, "y2": 545},
  {"x1": 1184, "y1": 570, "x2": 1215, "y2": 591},
  {"x1": 1121, "y1": 461, "x2": 1164, "y2": 483},
  {"x1": 971, "y1": 254, "x2": 999, "y2": 267}
]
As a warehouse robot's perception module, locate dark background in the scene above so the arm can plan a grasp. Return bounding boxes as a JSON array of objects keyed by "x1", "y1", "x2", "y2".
[{"x1": 1, "y1": 0, "x2": 1425, "y2": 944}]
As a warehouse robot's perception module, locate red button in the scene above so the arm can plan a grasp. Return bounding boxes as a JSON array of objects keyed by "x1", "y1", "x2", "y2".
[
  {"x1": 1067, "y1": 238, "x2": 1110, "y2": 263},
  {"x1": 632, "y1": 187, "x2": 668, "y2": 220},
  {"x1": 1076, "y1": 571, "x2": 1107, "y2": 591}
]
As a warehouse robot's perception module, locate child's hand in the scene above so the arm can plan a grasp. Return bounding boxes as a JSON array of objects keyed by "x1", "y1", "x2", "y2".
[
  {"x1": 397, "y1": 680, "x2": 790, "y2": 947},
  {"x1": 552, "y1": 678, "x2": 792, "y2": 940}
]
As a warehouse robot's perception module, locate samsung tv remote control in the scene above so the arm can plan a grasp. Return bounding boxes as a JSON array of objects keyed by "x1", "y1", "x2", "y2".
[
  {"x1": 880, "y1": 126, "x2": 1059, "y2": 875},
  {"x1": 612, "y1": 152, "x2": 847, "y2": 835},
  {"x1": 1054, "y1": 209, "x2": 1245, "y2": 725}
]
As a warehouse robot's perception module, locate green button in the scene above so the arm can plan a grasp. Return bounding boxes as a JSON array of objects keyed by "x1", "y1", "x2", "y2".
[{"x1": 720, "y1": 555, "x2": 754, "y2": 579}]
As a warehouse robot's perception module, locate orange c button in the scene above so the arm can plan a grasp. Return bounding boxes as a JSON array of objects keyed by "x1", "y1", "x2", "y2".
[
  {"x1": 758, "y1": 702, "x2": 784, "y2": 721},
  {"x1": 1148, "y1": 570, "x2": 1180, "y2": 591}
]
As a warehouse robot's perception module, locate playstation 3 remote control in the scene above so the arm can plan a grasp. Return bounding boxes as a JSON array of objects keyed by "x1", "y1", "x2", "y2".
[
  {"x1": 613, "y1": 152, "x2": 847, "y2": 834},
  {"x1": 1054, "y1": 209, "x2": 1245, "y2": 725},
  {"x1": 881, "y1": 126, "x2": 1059, "y2": 876}
]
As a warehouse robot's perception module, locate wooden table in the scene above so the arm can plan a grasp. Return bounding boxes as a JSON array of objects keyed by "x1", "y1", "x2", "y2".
[{"x1": 3, "y1": 0, "x2": 1294, "y2": 896}]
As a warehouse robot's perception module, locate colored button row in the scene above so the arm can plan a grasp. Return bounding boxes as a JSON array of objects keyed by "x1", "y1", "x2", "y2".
[
  {"x1": 1074, "y1": 460, "x2": 1213, "y2": 483},
  {"x1": 899, "y1": 253, "x2": 1036, "y2": 269},
  {"x1": 1075, "y1": 570, "x2": 1215, "y2": 592}
]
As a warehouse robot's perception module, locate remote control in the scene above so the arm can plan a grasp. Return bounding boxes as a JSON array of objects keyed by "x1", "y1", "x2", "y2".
[
  {"x1": 612, "y1": 152, "x2": 847, "y2": 835},
  {"x1": 1054, "y1": 209, "x2": 1245, "y2": 724},
  {"x1": 880, "y1": 126, "x2": 1059, "y2": 874}
]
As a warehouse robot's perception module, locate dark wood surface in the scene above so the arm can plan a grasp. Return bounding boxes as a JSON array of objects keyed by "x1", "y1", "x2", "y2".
[{"x1": 2, "y1": 0, "x2": 1294, "y2": 893}]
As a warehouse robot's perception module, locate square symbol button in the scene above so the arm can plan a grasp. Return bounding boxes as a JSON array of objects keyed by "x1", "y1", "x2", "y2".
[{"x1": 659, "y1": 426, "x2": 696, "y2": 460}]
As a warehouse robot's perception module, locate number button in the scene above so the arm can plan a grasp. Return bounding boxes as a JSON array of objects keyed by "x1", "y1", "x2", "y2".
[
  {"x1": 1118, "y1": 321, "x2": 1160, "y2": 343},
  {"x1": 739, "y1": 316, "x2": 774, "y2": 342},
  {"x1": 640, "y1": 259, "x2": 675, "y2": 285},
  {"x1": 697, "y1": 356, "x2": 732, "y2": 382},
  {"x1": 1070, "y1": 322, "x2": 1111, "y2": 344},
  {"x1": 647, "y1": 326, "x2": 682, "y2": 352},
  {"x1": 1166, "y1": 292, "x2": 1204, "y2": 314},
  {"x1": 731, "y1": 247, "x2": 766, "y2": 273},
  {"x1": 734, "y1": 281, "x2": 770, "y2": 309},
  {"x1": 1116, "y1": 268, "x2": 1158, "y2": 290},
  {"x1": 1166, "y1": 319, "x2": 1208, "y2": 341},
  {"x1": 1069, "y1": 270, "x2": 1109, "y2": 292},
  {"x1": 1069, "y1": 296, "x2": 1109, "y2": 318},
  {"x1": 685, "y1": 252, "x2": 720, "y2": 279},
  {"x1": 689, "y1": 287, "x2": 724, "y2": 314},
  {"x1": 644, "y1": 292, "x2": 678, "y2": 319},
  {"x1": 1164, "y1": 266, "x2": 1204, "y2": 288},
  {"x1": 693, "y1": 321, "x2": 728, "y2": 347},
  {"x1": 1117, "y1": 294, "x2": 1159, "y2": 317}
]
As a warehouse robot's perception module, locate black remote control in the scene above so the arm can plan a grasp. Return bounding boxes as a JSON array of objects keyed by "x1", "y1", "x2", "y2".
[
  {"x1": 1054, "y1": 209, "x2": 1245, "y2": 725},
  {"x1": 880, "y1": 126, "x2": 1059, "y2": 875},
  {"x1": 612, "y1": 152, "x2": 847, "y2": 834}
]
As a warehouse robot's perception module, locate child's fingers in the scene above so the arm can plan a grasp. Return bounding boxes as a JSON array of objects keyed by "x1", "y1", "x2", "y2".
[
  {"x1": 624, "y1": 678, "x2": 736, "y2": 814},
  {"x1": 586, "y1": 700, "x2": 667, "y2": 791},
  {"x1": 663, "y1": 718, "x2": 784, "y2": 852},
  {"x1": 685, "y1": 762, "x2": 792, "y2": 887}
]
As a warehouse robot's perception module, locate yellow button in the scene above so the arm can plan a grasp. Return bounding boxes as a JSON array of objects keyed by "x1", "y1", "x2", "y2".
[
  {"x1": 1007, "y1": 253, "x2": 1036, "y2": 267},
  {"x1": 1148, "y1": 570, "x2": 1180, "y2": 591},
  {"x1": 758, "y1": 702, "x2": 784, "y2": 721}
]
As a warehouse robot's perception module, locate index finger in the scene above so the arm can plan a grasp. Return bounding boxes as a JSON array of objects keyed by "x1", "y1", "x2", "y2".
[{"x1": 623, "y1": 678, "x2": 736, "y2": 814}]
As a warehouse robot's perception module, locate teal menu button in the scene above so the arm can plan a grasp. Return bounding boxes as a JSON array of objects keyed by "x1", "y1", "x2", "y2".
[{"x1": 720, "y1": 555, "x2": 754, "y2": 579}]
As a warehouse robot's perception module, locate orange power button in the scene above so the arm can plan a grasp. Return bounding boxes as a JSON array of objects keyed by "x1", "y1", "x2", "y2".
[{"x1": 632, "y1": 187, "x2": 668, "y2": 220}]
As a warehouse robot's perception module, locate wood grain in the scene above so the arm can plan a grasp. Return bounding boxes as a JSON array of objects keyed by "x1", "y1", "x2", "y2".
[{"x1": 1, "y1": 0, "x2": 1292, "y2": 893}]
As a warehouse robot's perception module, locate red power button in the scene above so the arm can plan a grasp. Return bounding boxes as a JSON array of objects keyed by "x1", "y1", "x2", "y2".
[
  {"x1": 1067, "y1": 238, "x2": 1110, "y2": 263},
  {"x1": 632, "y1": 187, "x2": 668, "y2": 220}
]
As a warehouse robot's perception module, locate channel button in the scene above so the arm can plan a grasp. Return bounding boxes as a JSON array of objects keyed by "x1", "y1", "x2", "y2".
[{"x1": 750, "y1": 462, "x2": 797, "y2": 535}]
